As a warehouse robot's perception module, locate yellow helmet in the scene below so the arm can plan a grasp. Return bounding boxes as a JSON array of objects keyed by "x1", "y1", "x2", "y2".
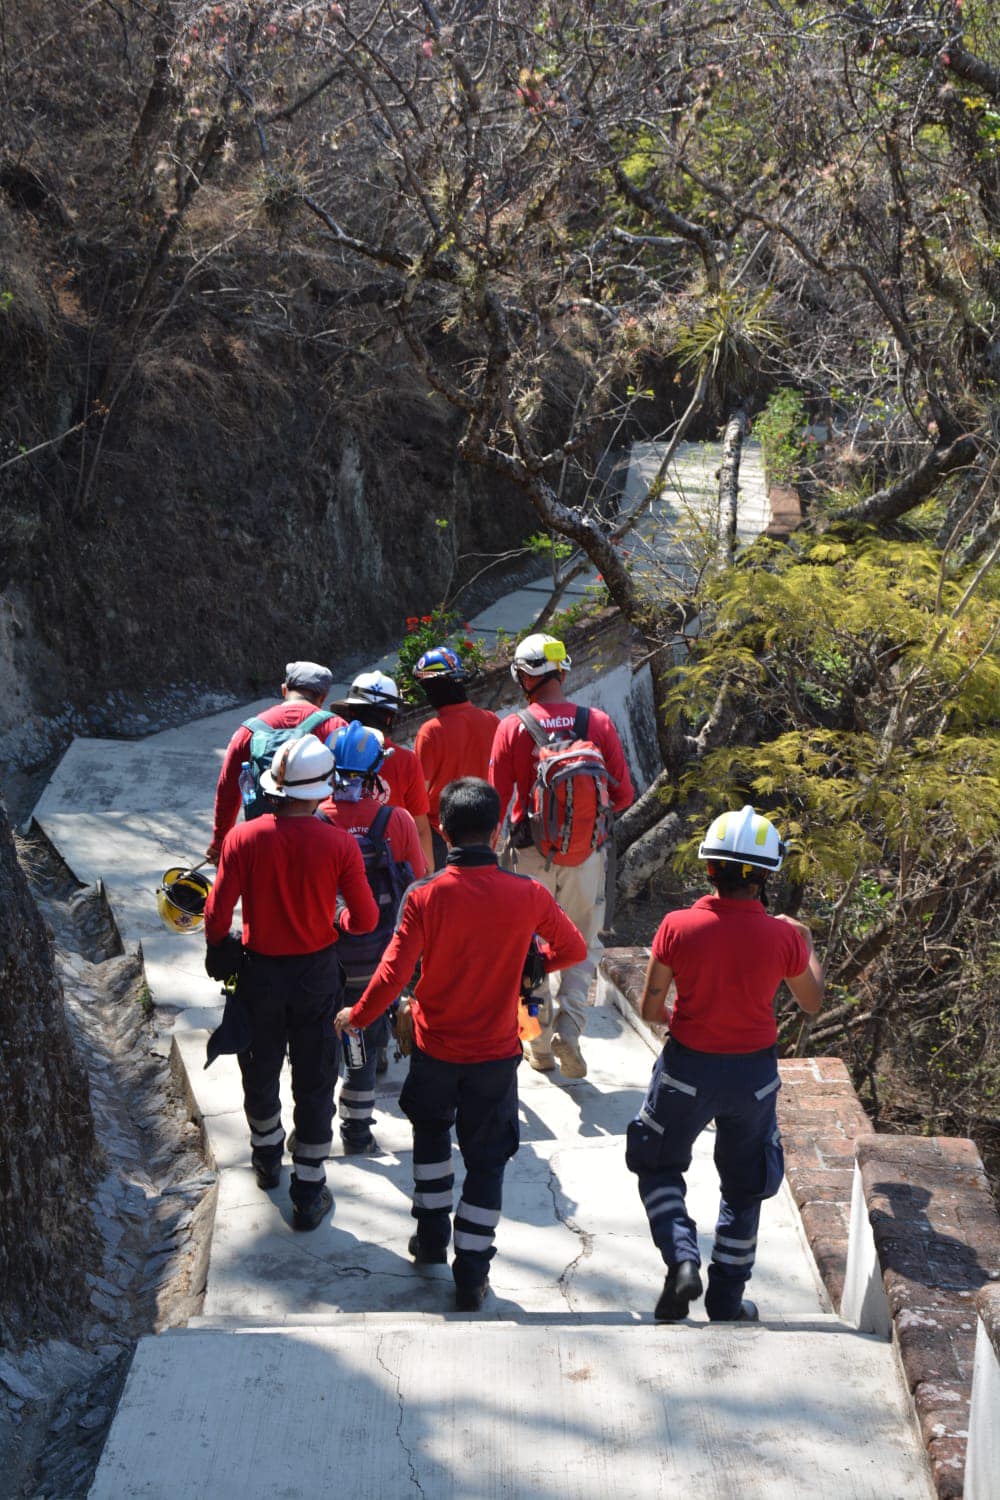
[{"x1": 156, "y1": 867, "x2": 213, "y2": 934}]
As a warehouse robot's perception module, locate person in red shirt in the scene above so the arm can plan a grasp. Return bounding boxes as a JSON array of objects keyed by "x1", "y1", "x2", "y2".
[
  {"x1": 317, "y1": 722, "x2": 425, "y2": 1153},
  {"x1": 206, "y1": 661, "x2": 346, "y2": 863},
  {"x1": 204, "y1": 735, "x2": 378, "y2": 1231},
  {"x1": 335, "y1": 777, "x2": 586, "y2": 1311},
  {"x1": 489, "y1": 632, "x2": 634, "y2": 1079},
  {"x1": 330, "y1": 669, "x2": 434, "y2": 875},
  {"x1": 413, "y1": 646, "x2": 500, "y2": 870},
  {"x1": 627, "y1": 806, "x2": 824, "y2": 1324}
]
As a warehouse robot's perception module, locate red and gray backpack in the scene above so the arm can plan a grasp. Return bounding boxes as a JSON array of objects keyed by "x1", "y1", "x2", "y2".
[{"x1": 516, "y1": 705, "x2": 613, "y2": 868}]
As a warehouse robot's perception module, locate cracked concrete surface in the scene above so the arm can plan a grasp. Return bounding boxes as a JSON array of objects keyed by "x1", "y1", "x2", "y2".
[{"x1": 31, "y1": 689, "x2": 933, "y2": 1497}]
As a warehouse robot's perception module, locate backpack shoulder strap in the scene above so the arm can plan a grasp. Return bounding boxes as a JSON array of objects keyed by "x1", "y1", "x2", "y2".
[
  {"x1": 572, "y1": 705, "x2": 591, "y2": 740},
  {"x1": 242, "y1": 716, "x2": 272, "y2": 736},
  {"x1": 294, "y1": 709, "x2": 330, "y2": 737},
  {"x1": 368, "y1": 805, "x2": 393, "y2": 851},
  {"x1": 516, "y1": 706, "x2": 552, "y2": 748}
]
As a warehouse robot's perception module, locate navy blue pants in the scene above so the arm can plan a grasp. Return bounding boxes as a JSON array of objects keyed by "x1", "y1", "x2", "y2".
[
  {"x1": 338, "y1": 1009, "x2": 390, "y2": 1146},
  {"x1": 626, "y1": 1038, "x2": 784, "y2": 1319},
  {"x1": 399, "y1": 1046, "x2": 521, "y2": 1290},
  {"x1": 236, "y1": 946, "x2": 343, "y2": 1207}
]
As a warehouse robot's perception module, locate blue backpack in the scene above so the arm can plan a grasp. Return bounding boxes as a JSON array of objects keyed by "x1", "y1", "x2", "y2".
[
  {"x1": 239, "y1": 709, "x2": 329, "y2": 819},
  {"x1": 322, "y1": 806, "x2": 414, "y2": 988}
]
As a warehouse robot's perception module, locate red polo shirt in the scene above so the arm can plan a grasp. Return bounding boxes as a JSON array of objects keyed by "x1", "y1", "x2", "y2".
[
  {"x1": 348, "y1": 854, "x2": 587, "y2": 1062},
  {"x1": 653, "y1": 895, "x2": 809, "y2": 1053},
  {"x1": 205, "y1": 814, "x2": 378, "y2": 956},
  {"x1": 488, "y1": 700, "x2": 635, "y2": 826},
  {"x1": 211, "y1": 701, "x2": 347, "y2": 849},
  {"x1": 415, "y1": 702, "x2": 501, "y2": 833}
]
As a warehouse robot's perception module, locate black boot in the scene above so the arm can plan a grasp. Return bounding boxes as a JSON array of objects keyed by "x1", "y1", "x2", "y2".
[
  {"x1": 708, "y1": 1298, "x2": 759, "y2": 1323},
  {"x1": 654, "y1": 1260, "x2": 703, "y2": 1322}
]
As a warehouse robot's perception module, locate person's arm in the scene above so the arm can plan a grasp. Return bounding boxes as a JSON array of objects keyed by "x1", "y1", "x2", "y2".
[
  {"x1": 203, "y1": 839, "x2": 241, "y2": 944},
  {"x1": 335, "y1": 888, "x2": 423, "y2": 1033},
  {"x1": 775, "y1": 914, "x2": 825, "y2": 1014},
  {"x1": 208, "y1": 728, "x2": 249, "y2": 860},
  {"x1": 487, "y1": 719, "x2": 517, "y2": 825},
  {"x1": 336, "y1": 836, "x2": 379, "y2": 935},
  {"x1": 414, "y1": 813, "x2": 434, "y2": 877},
  {"x1": 597, "y1": 714, "x2": 635, "y2": 813},
  {"x1": 389, "y1": 807, "x2": 427, "y2": 879},
  {"x1": 639, "y1": 953, "x2": 674, "y2": 1025},
  {"x1": 534, "y1": 890, "x2": 588, "y2": 972}
]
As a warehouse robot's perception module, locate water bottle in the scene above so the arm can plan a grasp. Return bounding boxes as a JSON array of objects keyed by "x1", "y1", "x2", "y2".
[
  {"x1": 343, "y1": 1027, "x2": 367, "y2": 1070},
  {"x1": 238, "y1": 761, "x2": 255, "y2": 808}
]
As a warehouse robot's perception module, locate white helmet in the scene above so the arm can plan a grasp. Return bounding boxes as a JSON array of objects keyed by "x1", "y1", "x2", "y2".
[
  {"x1": 698, "y1": 804, "x2": 786, "y2": 872},
  {"x1": 344, "y1": 670, "x2": 401, "y2": 711},
  {"x1": 510, "y1": 633, "x2": 572, "y2": 682},
  {"x1": 259, "y1": 736, "x2": 335, "y2": 800}
]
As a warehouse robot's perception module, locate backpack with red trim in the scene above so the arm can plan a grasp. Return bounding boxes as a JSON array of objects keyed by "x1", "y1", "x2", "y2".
[{"x1": 516, "y1": 705, "x2": 613, "y2": 868}]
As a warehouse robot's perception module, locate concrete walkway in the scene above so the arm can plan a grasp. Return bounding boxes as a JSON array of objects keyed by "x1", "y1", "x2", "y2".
[
  {"x1": 29, "y1": 441, "x2": 931, "y2": 1496},
  {"x1": 34, "y1": 719, "x2": 930, "y2": 1498}
]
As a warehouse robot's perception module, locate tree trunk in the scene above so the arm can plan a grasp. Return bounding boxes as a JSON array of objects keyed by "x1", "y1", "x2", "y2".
[
  {"x1": 0, "y1": 802, "x2": 99, "y2": 1345},
  {"x1": 718, "y1": 407, "x2": 747, "y2": 565}
]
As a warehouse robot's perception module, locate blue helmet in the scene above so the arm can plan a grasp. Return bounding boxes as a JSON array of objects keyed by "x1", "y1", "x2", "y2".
[
  {"x1": 414, "y1": 645, "x2": 469, "y2": 682},
  {"x1": 330, "y1": 721, "x2": 385, "y2": 780}
]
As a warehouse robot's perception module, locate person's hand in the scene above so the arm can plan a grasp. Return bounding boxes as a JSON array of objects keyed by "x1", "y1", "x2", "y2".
[
  {"x1": 333, "y1": 1006, "x2": 354, "y2": 1036},
  {"x1": 774, "y1": 913, "x2": 814, "y2": 943},
  {"x1": 205, "y1": 843, "x2": 220, "y2": 866}
]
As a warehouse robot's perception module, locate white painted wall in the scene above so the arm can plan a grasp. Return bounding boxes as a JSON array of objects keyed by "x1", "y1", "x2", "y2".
[
  {"x1": 965, "y1": 1317, "x2": 1000, "y2": 1500},
  {"x1": 841, "y1": 1161, "x2": 892, "y2": 1337}
]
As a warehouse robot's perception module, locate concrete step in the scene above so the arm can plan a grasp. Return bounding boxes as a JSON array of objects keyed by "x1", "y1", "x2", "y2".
[{"x1": 90, "y1": 1320, "x2": 930, "y2": 1499}]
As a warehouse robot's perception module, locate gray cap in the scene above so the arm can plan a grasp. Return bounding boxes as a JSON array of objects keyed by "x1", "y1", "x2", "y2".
[{"x1": 284, "y1": 660, "x2": 333, "y2": 696}]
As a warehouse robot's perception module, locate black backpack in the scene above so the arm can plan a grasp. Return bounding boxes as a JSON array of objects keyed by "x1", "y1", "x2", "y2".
[{"x1": 322, "y1": 806, "x2": 414, "y2": 988}]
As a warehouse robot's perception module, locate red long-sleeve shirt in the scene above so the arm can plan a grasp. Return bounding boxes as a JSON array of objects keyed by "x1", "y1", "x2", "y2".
[
  {"x1": 210, "y1": 701, "x2": 347, "y2": 850},
  {"x1": 348, "y1": 852, "x2": 587, "y2": 1063},
  {"x1": 415, "y1": 702, "x2": 501, "y2": 834},
  {"x1": 316, "y1": 794, "x2": 427, "y2": 878},
  {"x1": 204, "y1": 814, "x2": 378, "y2": 955},
  {"x1": 378, "y1": 738, "x2": 430, "y2": 820},
  {"x1": 488, "y1": 699, "x2": 635, "y2": 827}
]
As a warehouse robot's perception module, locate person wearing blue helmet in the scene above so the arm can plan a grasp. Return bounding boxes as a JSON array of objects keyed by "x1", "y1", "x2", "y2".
[
  {"x1": 414, "y1": 646, "x2": 500, "y2": 870},
  {"x1": 317, "y1": 722, "x2": 424, "y2": 1152}
]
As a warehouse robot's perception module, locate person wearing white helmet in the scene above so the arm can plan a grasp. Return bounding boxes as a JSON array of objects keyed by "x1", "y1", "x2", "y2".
[
  {"x1": 488, "y1": 632, "x2": 634, "y2": 1078},
  {"x1": 331, "y1": 669, "x2": 434, "y2": 875},
  {"x1": 203, "y1": 735, "x2": 379, "y2": 1232},
  {"x1": 626, "y1": 805, "x2": 824, "y2": 1324},
  {"x1": 206, "y1": 661, "x2": 347, "y2": 864}
]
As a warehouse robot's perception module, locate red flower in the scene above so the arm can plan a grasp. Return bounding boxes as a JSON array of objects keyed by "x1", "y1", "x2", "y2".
[
  {"x1": 421, "y1": 614, "x2": 433, "y2": 625},
  {"x1": 595, "y1": 573, "x2": 603, "y2": 582},
  {"x1": 406, "y1": 617, "x2": 419, "y2": 632}
]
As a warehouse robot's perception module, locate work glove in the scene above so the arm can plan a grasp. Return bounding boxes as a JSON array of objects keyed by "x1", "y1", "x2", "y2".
[{"x1": 205, "y1": 932, "x2": 244, "y2": 982}]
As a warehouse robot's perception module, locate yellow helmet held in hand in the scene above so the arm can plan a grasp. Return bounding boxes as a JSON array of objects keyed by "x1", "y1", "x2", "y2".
[{"x1": 156, "y1": 866, "x2": 213, "y2": 934}]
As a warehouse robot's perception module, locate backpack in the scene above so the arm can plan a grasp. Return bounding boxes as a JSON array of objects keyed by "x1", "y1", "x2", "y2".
[
  {"x1": 239, "y1": 709, "x2": 330, "y2": 820},
  {"x1": 321, "y1": 806, "x2": 414, "y2": 988},
  {"x1": 516, "y1": 705, "x2": 613, "y2": 868}
]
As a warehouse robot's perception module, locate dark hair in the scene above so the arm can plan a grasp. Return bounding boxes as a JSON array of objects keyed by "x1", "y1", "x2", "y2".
[
  {"x1": 420, "y1": 677, "x2": 468, "y2": 710},
  {"x1": 439, "y1": 777, "x2": 500, "y2": 844},
  {"x1": 706, "y1": 860, "x2": 767, "y2": 900}
]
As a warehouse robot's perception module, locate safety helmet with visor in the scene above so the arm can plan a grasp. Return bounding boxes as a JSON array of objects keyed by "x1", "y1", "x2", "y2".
[
  {"x1": 698, "y1": 804, "x2": 786, "y2": 874},
  {"x1": 414, "y1": 646, "x2": 469, "y2": 683},
  {"x1": 510, "y1": 633, "x2": 572, "y2": 682},
  {"x1": 259, "y1": 736, "x2": 335, "y2": 800},
  {"x1": 342, "y1": 670, "x2": 401, "y2": 712}
]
